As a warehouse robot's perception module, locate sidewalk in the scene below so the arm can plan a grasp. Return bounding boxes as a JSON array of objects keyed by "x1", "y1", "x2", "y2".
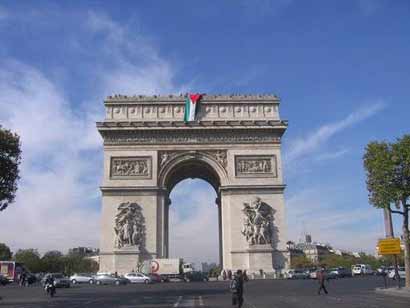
[{"x1": 375, "y1": 287, "x2": 410, "y2": 298}]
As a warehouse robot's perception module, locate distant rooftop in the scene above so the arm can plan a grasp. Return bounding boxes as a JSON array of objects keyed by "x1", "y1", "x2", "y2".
[{"x1": 105, "y1": 93, "x2": 280, "y2": 102}]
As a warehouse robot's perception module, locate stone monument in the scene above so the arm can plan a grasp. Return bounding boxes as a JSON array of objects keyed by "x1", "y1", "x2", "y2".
[{"x1": 96, "y1": 94, "x2": 289, "y2": 275}]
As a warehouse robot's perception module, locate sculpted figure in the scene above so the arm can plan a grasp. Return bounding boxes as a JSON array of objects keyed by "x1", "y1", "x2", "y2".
[
  {"x1": 241, "y1": 197, "x2": 273, "y2": 245},
  {"x1": 114, "y1": 202, "x2": 146, "y2": 249}
]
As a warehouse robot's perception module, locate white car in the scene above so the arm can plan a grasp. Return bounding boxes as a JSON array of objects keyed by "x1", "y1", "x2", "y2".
[
  {"x1": 388, "y1": 267, "x2": 406, "y2": 279},
  {"x1": 352, "y1": 264, "x2": 373, "y2": 276},
  {"x1": 124, "y1": 272, "x2": 151, "y2": 284}
]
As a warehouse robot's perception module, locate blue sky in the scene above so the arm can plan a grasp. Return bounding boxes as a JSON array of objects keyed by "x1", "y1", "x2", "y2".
[{"x1": 0, "y1": 0, "x2": 409, "y2": 265}]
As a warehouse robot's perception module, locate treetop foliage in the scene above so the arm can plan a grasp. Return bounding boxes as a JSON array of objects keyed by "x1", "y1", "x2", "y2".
[
  {"x1": 0, "y1": 243, "x2": 12, "y2": 260},
  {"x1": 363, "y1": 135, "x2": 410, "y2": 210},
  {"x1": 0, "y1": 125, "x2": 22, "y2": 211}
]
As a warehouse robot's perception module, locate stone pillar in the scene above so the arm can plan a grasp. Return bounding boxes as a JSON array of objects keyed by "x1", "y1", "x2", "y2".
[{"x1": 219, "y1": 186, "x2": 288, "y2": 275}]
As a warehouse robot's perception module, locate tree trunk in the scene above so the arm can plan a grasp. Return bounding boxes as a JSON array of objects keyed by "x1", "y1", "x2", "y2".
[{"x1": 403, "y1": 209, "x2": 410, "y2": 288}]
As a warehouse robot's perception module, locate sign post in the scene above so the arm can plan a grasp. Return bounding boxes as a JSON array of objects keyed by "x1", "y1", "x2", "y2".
[{"x1": 378, "y1": 237, "x2": 402, "y2": 288}]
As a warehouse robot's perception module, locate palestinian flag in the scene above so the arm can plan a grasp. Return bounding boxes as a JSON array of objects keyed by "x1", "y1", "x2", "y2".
[{"x1": 184, "y1": 93, "x2": 203, "y2": 122}]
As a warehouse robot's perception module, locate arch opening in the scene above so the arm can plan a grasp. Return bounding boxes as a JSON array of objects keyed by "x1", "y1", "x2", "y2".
[
  {"x1": 168, "y1": 179, "x2": 219, "y2": 269},
  {"x1": 162, "y1": 157, "x2": 223, "y2": 269}
]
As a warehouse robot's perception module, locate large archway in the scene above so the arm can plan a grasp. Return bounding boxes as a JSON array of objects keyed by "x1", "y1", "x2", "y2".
[
  {"x1": 168, "y1": 178, "x2": 219, "y2": 269},
  {"x1": 97, "y1": 94, "x2": 289, "y2": 275},
  {"x1": 159, "y1": 153, "x2": 225, "y2": 267}
]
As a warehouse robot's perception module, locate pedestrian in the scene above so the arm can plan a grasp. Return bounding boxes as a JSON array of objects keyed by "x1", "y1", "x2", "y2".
[
  {"x1": 19, "y1": 271, "x2": 26, "y2": 287},
  {"x1": 223, "y1": 270, "x2": 227, "y2": 280},
  {"x1": 230, "y1": 270, "x2": 244, "y2": 308},
  {"x1": 317, "y1": 268, "x2": 328, "y2": 295},
  {"x1": 228, "y1": 270, "x2": 232, "y2": 280},
  {"x1": 243, "y1": 270, "x2": 249, "y2": 282}
]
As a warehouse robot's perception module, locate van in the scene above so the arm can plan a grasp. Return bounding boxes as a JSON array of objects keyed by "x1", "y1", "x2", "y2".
[{"x1": 352, "y1": 264, "x2": 373, "y2": 276}]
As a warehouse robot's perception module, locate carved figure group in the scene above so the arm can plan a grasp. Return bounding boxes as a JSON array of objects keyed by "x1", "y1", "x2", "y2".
[
  {"x1": 237, "y1": 159, "x2": 272, "y2": 174},
  {"x1": 112, "y1": 159, "x2": 148, "y2": 176},
  {"x1": 114, "y1": 202, "x2": 145, "y2": 249},
  {"x1": 241, "y1": 197, "x2": 273, "y2": 245},
  {"x1": 214, "y1": 150, "x2": 227, "y2": 167}
]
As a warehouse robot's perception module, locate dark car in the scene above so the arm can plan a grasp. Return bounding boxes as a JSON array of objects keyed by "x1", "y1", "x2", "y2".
[
  {"x1": 0, "y1": 274, "x2": 9, "y2": 286},
  {"x1": 41, "y1": 273, "x2": 70, "y2": 288},
  {"x1": 22, "y1": 273, "x2": 37, "y2": 285},
  {"x1": 184, "y1": 271, "x2": 209, "y2": 282},
  {"x1": 93, "y1": 274, "x2": 129, "y2": 285},
  {"x1": 329, "y1": 267, "x2": 351, "y2": 278},
  {"x1": 148, "y1": 273, "x2": 163, "y2": 283}
]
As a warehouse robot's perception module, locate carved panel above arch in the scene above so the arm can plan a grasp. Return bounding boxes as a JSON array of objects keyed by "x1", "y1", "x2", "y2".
[
  {"x1": 235, "y1": 155, "x2": 277, "y2": 178},
  {"x1": 110, "y1": 156, "x2": 152, "y2": 179}
]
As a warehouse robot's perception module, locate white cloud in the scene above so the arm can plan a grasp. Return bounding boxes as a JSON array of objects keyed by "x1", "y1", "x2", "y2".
[
  {"x1": 314, "y1": 148, "x2": 349, "y2": 162},
  {"x1": 0, "y1": 11, "x2": 183, "y2": 255},
  {"x1": 285, "y1": 101, "x2": 386, "y2": 164},
  {"x1": 286, "y1": 187, "x2": 385, "y2": 253}
]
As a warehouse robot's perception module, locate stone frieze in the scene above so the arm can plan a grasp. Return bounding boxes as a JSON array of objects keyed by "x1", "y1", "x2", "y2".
[
  {"x1": 235, "y1": 155, "x2": 277, "y2": 178},
  {"x1": 101, "y1": 130, "x2": 281, "y2": 145},
  {"x1": 110, "y1": 156, "x2": 152, "y2": 179}
]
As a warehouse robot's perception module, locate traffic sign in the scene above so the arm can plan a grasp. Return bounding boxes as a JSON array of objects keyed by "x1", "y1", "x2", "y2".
[{"x1": 378, "y1": 238, "x2": 401, "y2": 255}]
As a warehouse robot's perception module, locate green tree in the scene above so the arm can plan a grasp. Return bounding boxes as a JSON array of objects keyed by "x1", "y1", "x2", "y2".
[
  {"x1": 320, "y1": 254, "x2": 357, "y2": 269},
  {"x1": 0, "y1": 126, "x2": 22, "y2": 211},
  {"x1": 14, "y1": 249, "x2": 42, "y2": 272},
  {"x1": 363, "y1": 135, "x2": 410, "y2": 287},
  {"x1": 356, "y1": 252, "x2": 383, "y2": 270},
  {"x1": 208, "y1": 266, "x2": 222, "y2": 277},
  {"x1": 291, "y1": 255, "x2": 314, "y2": 268},
  {"x1": 62, "y1": 254, "x2": 98, "y2": 276},
  {"x1": 41, "y1": 250, "x2": 64, "y2": 273},
  {"x1": 0, "y1": 243, "x2": 12, "y2": 260}
]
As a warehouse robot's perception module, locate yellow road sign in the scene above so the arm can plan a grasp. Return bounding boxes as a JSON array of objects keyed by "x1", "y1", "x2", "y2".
[{"x1": 378, "y1": 238, "x2": 401, "y2": 255}]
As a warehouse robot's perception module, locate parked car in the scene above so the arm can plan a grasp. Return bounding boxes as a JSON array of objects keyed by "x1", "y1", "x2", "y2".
[
  {"x1": 352, "y1": 264, "x2": 373, "y2": 276},
  {"x1": 286, "y1": 269, "x2": 309, "y2": 279},
  {"x1": 0, "y1": 274, "x2": 9, "y2": 286},
  {"x1": 124, "y1": 272, "x2": 151, "y2": 284},
  {"x1": 148, "y1": 273, "x2": 163, "y2": 283},
  {"x1": 42, "y1": 273, "x2": 71, "y2": 288},
  {"x1": 70, "y1": 273, "x2": 95, "y2": 284},
  {"x1": 329, "y1": 267, "x2": 351, "y2": 278},
  {"x1": 184, "y1": 271, "x2": 209, "y2": 282},
  {"x1": 307, "y1": 269, "x2": 318, "y2": 279},
  {"x1": 94, "y1": 274, "x2": 129, "y2": 285},
  {"x1": 325, "y1": 270, "x2": 338, "y2": 279},
  {"x1": 388, "y1": 267, "x2": 406, "y2": 279}
]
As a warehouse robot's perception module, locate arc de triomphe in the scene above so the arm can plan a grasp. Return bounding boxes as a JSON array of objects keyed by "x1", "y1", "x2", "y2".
[{"x1": 97, "y1": 94, "x2": 289, "y2": 275}]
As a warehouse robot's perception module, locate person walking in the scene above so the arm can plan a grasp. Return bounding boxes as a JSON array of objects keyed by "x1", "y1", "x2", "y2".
[
  {"x1": 230, "y1": 270, "x2": 244, "y2": 308},
  {"x1": 317, "y1": 268, "x2": 328, "y2": 295}
]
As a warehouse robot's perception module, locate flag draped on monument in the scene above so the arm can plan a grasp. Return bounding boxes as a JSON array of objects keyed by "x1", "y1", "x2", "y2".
[{"x1": 184, "y1": 93, "x2": 202, "y2": 122}]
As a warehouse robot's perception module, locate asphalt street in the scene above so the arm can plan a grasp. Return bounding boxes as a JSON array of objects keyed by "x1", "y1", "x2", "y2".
[{"x1": 0, "y1": 276, "x2": 408, "y2": 308}]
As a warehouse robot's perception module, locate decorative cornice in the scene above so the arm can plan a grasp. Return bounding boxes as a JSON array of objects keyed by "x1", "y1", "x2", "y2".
[
  {"x1": 219, "y1": 185, "x2": 286, "y2": 194},
  {"x1": 105, "y1": 94, "x2": 280, "y2": 103},
  {"x1": 97, "y1": 120, "x2": 288, "y2": 129},
  {"x1": 99, "y1": 128, "x2": 283, "y2": 146}
]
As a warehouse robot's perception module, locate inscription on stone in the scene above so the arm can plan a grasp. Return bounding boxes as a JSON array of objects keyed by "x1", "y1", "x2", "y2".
[
  {"x1": 110, "y1": 157, "x2": 152, "y2": 179},
  {"x1": 235, "y1": 155, "x2": 277, "y2": 177}
]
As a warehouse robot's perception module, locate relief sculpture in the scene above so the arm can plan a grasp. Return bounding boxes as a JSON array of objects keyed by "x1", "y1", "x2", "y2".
[
  {"x1": 241, "y1": 197, "x2": 273, "y2": 245},
  {"x1": 111, "y1": 157, "x2": 151, "y2": 178},
  {"x1": 114, "y1": 202, "x2": 146, "y2": 249},
  {"x1": 235, "y1": 155, "x2": 277, "y2": 177}
]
